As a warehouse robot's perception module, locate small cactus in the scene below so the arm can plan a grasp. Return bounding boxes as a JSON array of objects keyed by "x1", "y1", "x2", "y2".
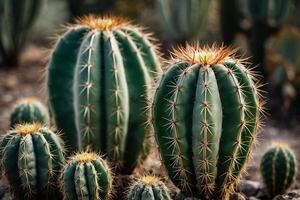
[
  {"x1": 128, "y1": 176, "x2": 171, "y2": 200},
  {"x1": 152, "y1": 43, "x2": 263, "y2": 199},
  {"x1": 0, "y1": 124, "x2": 65, "y2": 199},
  {"x1": 10, "y1": 97, "x2": 49, "y2": 126},
  {"x1": 261, "y1": 142, "x2": 297, "y2": 197},
  {"x1": 48, "y1": 15, "x2": 161, "y2": 173},
  {"x1": 61, "y1": 152, "x2": 113, "y2": 200}
]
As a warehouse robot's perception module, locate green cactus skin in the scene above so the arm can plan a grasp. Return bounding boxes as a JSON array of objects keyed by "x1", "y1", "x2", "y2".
[
  {"x1": 0, "y1": 0, "x2": 45, "y2": 67},
  {"x1": 10, "y1": 97, "x2": 49, "y2": 126},
  {"x1": 152, "y1": 44, "x2": 263, "y2": 199},
  {"x1": 48, "y1": 16, "x2": 161, "y2": 173},
  {"x1": 0, "y1": 124, "x2": 65, "y2": 199},
  {"x1": 128, "y1": 176, "x2": 171, "y2": 200},
  {"x1": 61, "y1": 152, "x2": 113, "y2": 200},
  {"x1": 68, "y1": 0, "x2": 114, "y2": 17},
  {"x1": 261, "y1": 143, "x2": 297, "y2": 198},
  {"x1": 157, "y1": 0, "x2": 212, "y2": 43}
]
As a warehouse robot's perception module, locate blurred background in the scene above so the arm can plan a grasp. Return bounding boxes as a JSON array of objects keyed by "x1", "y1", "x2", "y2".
[{"x1": 0, "y1": 0, "x2": 300, "y2": 185}]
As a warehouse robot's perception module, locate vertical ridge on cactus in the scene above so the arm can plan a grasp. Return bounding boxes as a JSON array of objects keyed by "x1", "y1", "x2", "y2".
[
  {"x1": 61, "y1": 151, "x2": 113, "y2": 200},
  {"x1": 10, "y1": 97, "x2": 49, "y2": 126},
  {"x1": 152, "y1": 43, "x2": 263, "y2": 199},
  {"x1": 127, "y1": 176, "x2": 171, "y2": 200},
  {"x1": 48, "y1": 15, "x2": 161, "y2": 173},
  {"x1": 261, "y1": 142, "x2": 297, "y2": 197},
  {"x1": 0, "y1": 124, "x2": 65, "y2": 199}
]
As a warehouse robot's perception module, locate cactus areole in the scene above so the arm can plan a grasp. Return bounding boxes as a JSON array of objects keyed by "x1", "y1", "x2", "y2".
[
  {"x1": 152, "y1": 44, "x2": 263, "y2": 199},
  {"x1": 48, "y1": 15, "x2": 161, "y2": 173}
]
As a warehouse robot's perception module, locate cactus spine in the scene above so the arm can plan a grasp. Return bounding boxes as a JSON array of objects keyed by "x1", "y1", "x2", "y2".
[
  {"x1": 261, "y1": 142, "x2": 297, "y2": 197},
  {"x1": 0, "y1": 0, "x2": 45, "y2": 67},
  {"x1": 128, "y1": 176, "x2": 171, "y2": 200},
  {"x1": 157, "y1": 0, "x2": 212, "y2": 43},
  {"x1": 48, "y1": 15, "x2": 161, "y2": 173},
  {"x1": 0, "y1": 124, "x2": 65, "y2": 199},
  {"x1": 152, "y1": 44, "x2": 263, "y2": 199},
  {"x1": 61, "y1": 152, "x2": 113, "y2": 200},
  {"x1": 10, "y1": 97, "x2": 49, "y2": 126}
]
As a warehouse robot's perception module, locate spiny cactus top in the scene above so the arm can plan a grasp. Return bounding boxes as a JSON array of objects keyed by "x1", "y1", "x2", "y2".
[
  {"x1": 61, "y1": 152, "x2": 113, "y2": 200},
  {"x1": 0, "y1": 123, "x2": 65, "y2": 199},
  {"x1": 152, "y1": 43, "x2": 264, "y2": 199},
  {"x1": 128, "y1": 176, "x2": 171, "y2": 200},
  {"x1": 10, "y1": 97, "x2": 49, "y2": 126},
  {"x1": 261, "y1": 142, "x2": 297, "y2": 197},
  {"x1": 48, "y1": 15, "x2": 161, "y2": 173}
]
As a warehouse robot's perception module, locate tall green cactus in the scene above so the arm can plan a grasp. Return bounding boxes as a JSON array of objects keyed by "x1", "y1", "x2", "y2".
[
  {"x1": 61, "y1": 152, "x2": 113, "y2": 200},
  {"x1": 152, "y1": 44, "x2": 263, "y2": 199},
  {"x1": 0, "y1": 124, "x2": 65, "y2": 199},
  {"x1": 0, "y1": 0, "x2": 45, "y2": 67},
  {"x1": 157, "y1": 0, "x2": 212, "y2": 43},
  {"x1": 10, "y1": 97, "x2": 49, "y2": 126},
  {"x1": 128, "y1": 176, "x2": 171, "y2": 200},
  {"x1": 260, "y1": 142, "x2": 297, "y2": 197},
  {"x1": 48, "y1": 15, "x2": 161, "y2": 173},
  {"x1": 68, "y1": 0, "x2": 114, "y2": 18}
]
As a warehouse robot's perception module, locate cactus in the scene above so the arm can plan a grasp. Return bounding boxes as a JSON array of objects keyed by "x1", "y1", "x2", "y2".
[
  {"x1": 68, "y1": 0, "x2": 114, "y2": 18},
  {"x1": 260, "y1": 142, "x2": 297, "y2": 197},
  {"x1": 128, "y1": 176, "x2": 171, "y2": 200},
  {"x1": 10, "y1": 97, "x2": 49, "y2": 126},
  {"x1": 0, "y1": 0, "x2": 45, "y2": 67},
  {"x1": 48, "y1": 15, "x2": 161, "y2": 173},
  {"x1": 61, "y1": 152, "x2": 113, "y2": 200},
  {"x1": 152, "y1": 43, "x2": 263, "y2": 199},
  {"x1": 0, "y1": 124, "x2": 65, "y2": 199},
  {"x1": 157, "y1": 0, "x2": 212, "y2": 43}
]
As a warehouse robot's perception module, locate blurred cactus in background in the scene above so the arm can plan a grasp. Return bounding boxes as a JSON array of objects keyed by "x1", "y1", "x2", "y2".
[
  {"x1": 0, "y1": 0, "x2": 45, "y2": 67},
  {"x1": 157, "y1": 0, "x2": 212, "y2": 43},
  {"x1": 68, "y1": 0, "x2": 114, "y2": 18},
  {"x1": 260, "y1": 142, "x2": 297, "y2": 197}
]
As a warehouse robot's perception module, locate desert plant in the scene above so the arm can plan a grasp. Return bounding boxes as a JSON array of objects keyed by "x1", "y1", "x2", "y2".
[
  {"x1": 260, "y1": 142, "x2": 297, "y2": 197},
  {"x1": 48, "y1": 15, "x2": 161, "y2": 173},
  {"x1": 68, "y1": 0, "x2": 114, "y2": 18},
  {"x1": 10, "y1": 97, "x2": 49, "y2": 126},
  {"x1": 157, "y1": 0, "x2": 212, "y2": 43},
  {"x1": 152, "y1": 43, "x2": 263, "y2": 199},
  {"x1": 127, "y1": 176, "x2": 171, "y2": 200},
  {"x1": 0, "y1": 124, "x2": 65, "y2": 199},
  {"x1": 0, "y1": 0, "x2": 45, "y2": 67},
  {"x1": 61, "y1": 152, "x2": 113, "y2": 200}
]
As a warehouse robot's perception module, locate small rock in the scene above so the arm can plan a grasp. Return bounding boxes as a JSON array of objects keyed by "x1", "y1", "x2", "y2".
[
  {"x1": 273, "y1": 190, "x2": 300, "y2": 200},
  {"x1": 239, "y1": 180, "x2": 262, "y2": 197}
]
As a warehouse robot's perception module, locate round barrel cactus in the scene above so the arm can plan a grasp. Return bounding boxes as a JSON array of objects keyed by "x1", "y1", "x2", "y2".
[
  {"x1": 61, "y1": 152, "x2": 113, "y2": 200},
  {"x1": 10, "y1": 97, "x2": 49, "y2": 126},
  {"x1": 261, "y1": 142, "x2": 297, "y2": 197},
  {"x1": 128, "y1": 176, "x2": 171, "y2": 200},
  {"x1": 0, "y1": 124, "x2": 65, "y2": 199},
  {"x1": 152, "y1": 44, "x2": 263, "y2": 199},
  {"x1": 48, "y1": 15, "x2": 161, "y2": 173},
  {"x1": 157, "y1": 0, "x2": 212, "y2": 42}
]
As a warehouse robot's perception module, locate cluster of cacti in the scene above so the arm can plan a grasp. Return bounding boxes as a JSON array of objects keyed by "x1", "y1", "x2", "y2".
[
  {"x1": 260, "y1": 142, "x2": 297, "y2": 197},
  {"x1": 10, "y1": 97, "x2": 49, "y2": 126},
  {"x1": 0, "y1": 0, "x2": 45, "y2": 67},
  {"x1": 128, "y1": 176, "x2": 171, "y2": 200},
  {"x1": 157, "y1": 0, "x2": 212, "y2": 43},
  {"x1": 0, "y1": 124, "x2": 65, "y2": 199},
  {"x1": 68, "y1": 0, "x2": 114, "y2": 18},
  {"x1": 152, "y1": 43, "x2": 263, "y2": 199},
  {"x1": 61, "y1": 152, "x2": 113, "y2": 200},
  {"x1": 48, "y1": 15, "x2": 161, "y2": 173}
]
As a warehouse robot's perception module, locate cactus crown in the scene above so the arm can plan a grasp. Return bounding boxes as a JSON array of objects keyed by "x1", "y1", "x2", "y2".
[
  {"x1": 172, "y1": 43, "x2": 238, "y2": 65},
  {"x1": 16, "y1": 97, "x2": 40, "y2": 104},
  {"x1": 72, "y1": 151, "x2": 101, "y2": 162},
  {"x1": 140, "y1": 176, "x2": 159, "y2": 185},
  {"x1": 14, "y1": 123, "x2": 43, "y2": 135},
  {"x1": 77, "y1": 15, "x2": 128, "y2": 31}
]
